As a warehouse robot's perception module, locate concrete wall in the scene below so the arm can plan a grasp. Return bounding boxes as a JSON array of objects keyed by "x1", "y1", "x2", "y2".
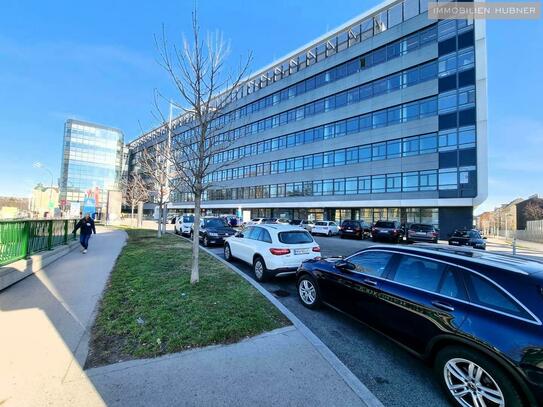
[{"x1": 0, "y1": 240, "x2": 79, "y2": 291}]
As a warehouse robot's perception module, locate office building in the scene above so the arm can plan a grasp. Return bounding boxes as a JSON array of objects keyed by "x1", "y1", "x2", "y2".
[
  {"x1": 128, "y1": 0, "x2": 487, "y2": 236},
  {"x1": 60, "y1": 119, "x2": 124, "y2": 215}
]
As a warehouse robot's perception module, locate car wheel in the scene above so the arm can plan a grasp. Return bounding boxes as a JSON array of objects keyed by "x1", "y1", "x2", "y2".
[
  {"x1": 371, "y1": 237, "x2": 377, "y2": 242},
  {"x1": 190, "y1": 231, "x2": 194, "y2": 240},
  {"x1": 297, "y1": 275, "x2": 321, "y2": 309},
  {"x1": 434, "y1": 346, "x2": 523, "y2": 407},
  {"x1": 339, "y1": 234, "x2": 344, "y2": 239},
  {"x1": 174, "y1": 227, "x2": 179, "y2": 235},
  {"x1": 253, "y1": 256, "x2": 268, "y2": 282},
  {"x1": 203, "y1": 235, "x2": 209, "y2": 247},
  {"x1": 224, "y1": 244, "x2": 233, "y2": 261},
  {"x1": 327, "y1": 230, "x2": 332, "y2": 237}
]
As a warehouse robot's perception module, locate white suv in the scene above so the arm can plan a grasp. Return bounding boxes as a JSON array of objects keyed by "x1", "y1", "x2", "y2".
[
  {"x1": 224, "y1": 224, "x2": 321, "y2": 282},
  {"x1": 174, "y1": 214, "x2": 194, "y2": 236}
]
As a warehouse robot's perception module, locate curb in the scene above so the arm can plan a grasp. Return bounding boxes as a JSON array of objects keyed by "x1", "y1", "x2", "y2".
[{"x1": 169, "y1": 232, "x2": 384, "y2": 407}]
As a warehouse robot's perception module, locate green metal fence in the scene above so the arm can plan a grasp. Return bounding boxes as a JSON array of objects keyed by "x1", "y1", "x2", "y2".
[{"x1": 0, "y1": 219, "x2": 78, "y2": 267}]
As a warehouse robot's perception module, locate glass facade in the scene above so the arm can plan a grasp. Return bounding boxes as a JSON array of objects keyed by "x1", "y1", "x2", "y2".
[
  {"x1": 60, "y1": 119, "x2": 124, "y2": 213},
  {"x1": 128, "y1": 0, "x2": 486, "y2": 236}
]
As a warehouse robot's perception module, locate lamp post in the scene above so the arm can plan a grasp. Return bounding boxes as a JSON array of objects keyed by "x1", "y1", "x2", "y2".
[
  {"x1": 162, "y1": 100, "x2": 183, "y2": 233},
  {"x1": 33, "y1": 162, "x2": 54, "y2": 217}
]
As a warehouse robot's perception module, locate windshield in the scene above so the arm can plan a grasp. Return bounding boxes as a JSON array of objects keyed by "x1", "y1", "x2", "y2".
[
  {"x1": 278, "y1": 231, "x2": 314, "y2": 244},
  {"x1": 204, "y1": 218, "x2": 227, "y2": 228},
  {"x1": 182, "y1": 216, "x2": 194, "y2": 223},
  {"x1": 315, "y1": 221, "x2": 327, "y2": 226}
]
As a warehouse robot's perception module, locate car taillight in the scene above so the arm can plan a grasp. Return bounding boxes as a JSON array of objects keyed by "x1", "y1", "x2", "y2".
[
  {"x1": 371, "y1": 227, "x2": 376, "y2": 232},
  {"x1": 269, "y1": 248, "x2": 290, "y2": 255},
  {"x1": 432, "y1": 232, "x2": 438, "y2": 237},
  {"x1": 312, "y1": 246, "x2": 321, "y2": 252}
]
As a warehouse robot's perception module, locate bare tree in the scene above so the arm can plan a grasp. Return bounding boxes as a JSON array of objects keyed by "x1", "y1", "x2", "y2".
[
  {"x1": 154, "y1": 11, "x2": 251, "y2": 284},
  {"x1": 121, "y1": 172, "x2": 149, "y2": 226},
  {"x1": 524, "y1": 201, "x2": 543, "y2": 221},
  {"x1": 138, "y1": 142, "x2": 171, "y2": 238}
]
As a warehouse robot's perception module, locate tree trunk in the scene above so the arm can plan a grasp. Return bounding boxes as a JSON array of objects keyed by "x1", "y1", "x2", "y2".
[
  {"x1": 157, "y1": 203, "x2": 162, "y2": 238},
  {"x1": 191, "y1": 194, "x2": 201, "y2": 284},
  {"x1": 131, "y1": 204, "x2": 135, "y2": 227}
]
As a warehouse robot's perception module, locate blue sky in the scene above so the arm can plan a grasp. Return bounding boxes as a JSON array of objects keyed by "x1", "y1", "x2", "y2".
[{"x1": 0, "y1": 0, "x2": 541, "y2": 213}]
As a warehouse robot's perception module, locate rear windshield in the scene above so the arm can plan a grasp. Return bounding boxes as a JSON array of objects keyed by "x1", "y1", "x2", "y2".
[
  {"x1": 182, "y1": 216, "x2": 194, "y2": 223},
  {"x1": 375, "y1": 221, "x2": 395, "y2": 228},
  {"x1": 342, "y1": 221, "x2": 358, "y2": 227},
  {"x1": 278, "y1": 231, "x2": 314, "y2": 244},
  {"x1": 410, "y1": 224, "x2": 433, "y2": 231},
  {"x1": 315, "y1": 221, "x2": 328, "y2": 226},
  {"x1": 290, "y1": 220, "x2": 302, "y2": 225}
]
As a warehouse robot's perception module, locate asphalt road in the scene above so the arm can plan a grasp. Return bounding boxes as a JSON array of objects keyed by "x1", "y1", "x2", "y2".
[{"x1": 209, "y1": 235, "x2": 451, "y2": 407}]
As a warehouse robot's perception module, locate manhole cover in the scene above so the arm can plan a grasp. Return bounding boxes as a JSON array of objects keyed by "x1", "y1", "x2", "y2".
[{"x1": 272, "y1": 289, "x2": 290, "y2": 298}]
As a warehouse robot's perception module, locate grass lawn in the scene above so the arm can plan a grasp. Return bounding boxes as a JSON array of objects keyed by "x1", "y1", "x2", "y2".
[{"x1": 86, "y1": 229, "x2": 290, "y2": 368}]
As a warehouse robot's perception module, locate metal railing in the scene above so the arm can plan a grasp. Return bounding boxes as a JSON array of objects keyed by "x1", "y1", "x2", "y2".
[{"x1": 0, "y1": 219, "x2": 78, "y2": 267}]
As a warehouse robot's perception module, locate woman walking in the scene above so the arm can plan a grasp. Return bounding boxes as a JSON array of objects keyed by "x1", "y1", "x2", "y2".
[{"x1": 73, "y1": 213, "x2": 96, "y2": 253}]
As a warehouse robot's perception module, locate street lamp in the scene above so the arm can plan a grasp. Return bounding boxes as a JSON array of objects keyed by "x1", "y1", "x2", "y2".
[{"x1": 33, "y1": 161, "x2": 55, "y2": 217}]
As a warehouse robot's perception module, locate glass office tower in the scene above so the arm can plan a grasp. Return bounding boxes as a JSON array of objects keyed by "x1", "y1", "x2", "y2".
[
  {"x1": 127, "y1": 0, "x2": 487, "y2": 237},
  {"x1": 60, "y1": 119, "x2": 124, "y2": 215}
]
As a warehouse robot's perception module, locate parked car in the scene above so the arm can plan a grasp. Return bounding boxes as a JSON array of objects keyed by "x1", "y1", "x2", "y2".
[
  {"x1": 296, "y1": 244, "x2": 543, "y2": 406},
  {"x1": 448, "y1": 229, "x2": 486, "y2": 250},
  {"x1": 248, "y1": 218, "x2": 276, "y2": 225},
  {"x1": 300, "y1": 219, "x2": 315, "y2": 232},
  {"x1": 191, "y1": 217, "x2": 236, "y2": 246},
  {"x1": 289, "y1": 219, "x2": 303, "y2": 226},
  {"x1": 224, "y1": 224, "x2": 320, "y2": 282},
  {"x1": 174, "y1": 214, "x2": 194, "y2": 236},
  {"x1": 220, "y1": 215, "x2": 240, "y2": 228},
  {"x1": 406, "y1": 223, "x2": 439, "y2": 243},
  {"x1": 339, "y1": 220, "x2": 371, "y2": 240},
  {"x1": 311, "y1": 221, "x2": 339, "y2": 236},
  {"x1": 276, "y1": 218, "x2": 291, "y2": 225},
  {"x1": 371, "y1": 220, "x2": 404, "y2": 242}
]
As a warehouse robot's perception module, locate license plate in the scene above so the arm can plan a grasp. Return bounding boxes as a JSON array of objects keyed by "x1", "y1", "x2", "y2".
[
  {"x1": 416, "y1": 232, "x2": 426, "y2": 236},
  {"x1": 345, "y1": 230, "x2": 353, "y2": 233},
  {"x1": 294, "y1": 248, "x2": 310, "y2": 255}
]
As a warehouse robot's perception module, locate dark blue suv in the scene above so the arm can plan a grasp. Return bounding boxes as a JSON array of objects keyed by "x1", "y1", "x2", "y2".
[{"x1": 296, "y1": 245, "x2": 543, "y2": 406}]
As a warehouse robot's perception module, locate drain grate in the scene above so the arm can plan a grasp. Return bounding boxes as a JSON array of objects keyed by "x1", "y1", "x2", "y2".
[{"x1": 272, "y1": 289, "x2": 290, "y2": 298}]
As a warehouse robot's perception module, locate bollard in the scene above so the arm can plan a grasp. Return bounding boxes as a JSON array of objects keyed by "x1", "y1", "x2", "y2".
[{"x1": 512, "y1": 236, "x2": 517, "y2": 255}]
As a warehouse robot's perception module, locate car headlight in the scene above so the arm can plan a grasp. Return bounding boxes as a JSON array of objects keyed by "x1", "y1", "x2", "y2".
[{"x1": 208, "y1": 232, "x2": 219, "y2": 237}]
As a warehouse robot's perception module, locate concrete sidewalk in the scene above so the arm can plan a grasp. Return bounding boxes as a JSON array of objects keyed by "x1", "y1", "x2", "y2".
[
  {"x1": 0, "y1": 228, "x2": 127, "y2": 406},
  {"x1": 0, "y1": 227, "x2": 371, "y2": 407}
]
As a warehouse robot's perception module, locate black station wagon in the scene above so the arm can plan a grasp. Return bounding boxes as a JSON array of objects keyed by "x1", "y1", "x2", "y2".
[{"x1": 296, "y1": 245, "x2": 543, "y2": 406}]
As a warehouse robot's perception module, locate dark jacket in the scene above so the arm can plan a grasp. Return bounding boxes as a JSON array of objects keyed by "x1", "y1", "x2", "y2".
[{"x1": 73, "y1": 217, "x2": 96, "y2": 235}]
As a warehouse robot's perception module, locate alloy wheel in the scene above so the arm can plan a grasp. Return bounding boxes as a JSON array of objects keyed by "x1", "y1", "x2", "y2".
[
  {"x1": 299, "y1": 279, "x2": 316, "y2": 305},
  {"x1": 254, "y1": 260, "x2": 264, "y2": 279},
  {"x1": 444, "y1": 358, "x2": 505, "y2": 407},
  {"x1": 224, "y1": 244, "x2": 231, "y2": 260}
]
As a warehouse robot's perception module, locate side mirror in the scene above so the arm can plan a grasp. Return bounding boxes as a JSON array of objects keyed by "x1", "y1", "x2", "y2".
[
  {"x1": 235, "y1": 232, "x2": 244, "y2": 238},
  {"x1": 483, "y1": 236, "x2": 487, "y2": 240},
  {"x1": 335, "y1": 260, "x2": 355, "y2": 271}
]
